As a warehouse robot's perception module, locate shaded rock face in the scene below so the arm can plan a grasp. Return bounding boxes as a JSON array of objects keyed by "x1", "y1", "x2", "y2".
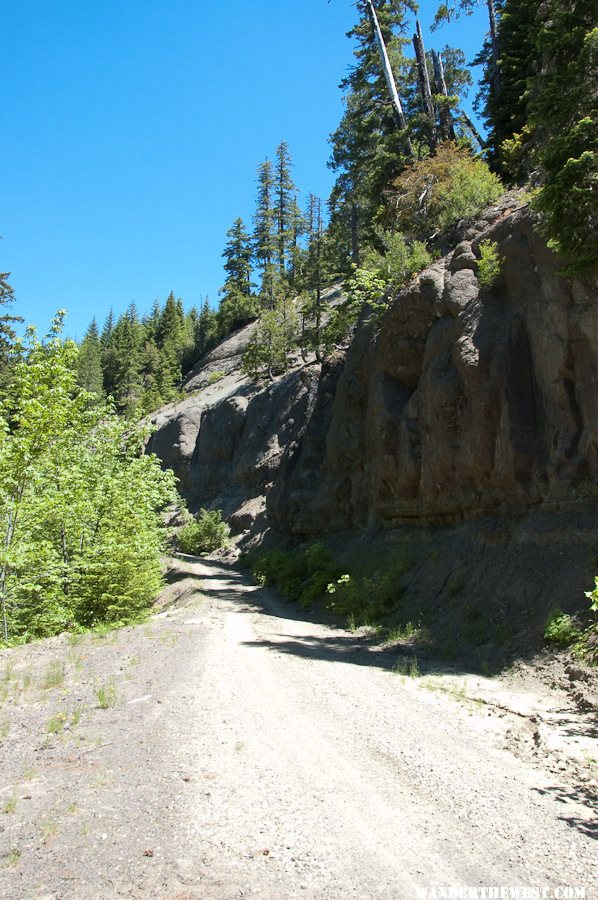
[
  {"x1": 148, "y1": 200, "x2": 597, "y2": 542},
  {"x1": 269, "y1": 202, "x2": 598, "y2": 534}
]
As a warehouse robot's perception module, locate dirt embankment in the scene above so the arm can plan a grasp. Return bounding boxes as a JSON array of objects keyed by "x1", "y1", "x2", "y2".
[{"x1": 0, "y1": 558, "x2": 596, "y2": 899}]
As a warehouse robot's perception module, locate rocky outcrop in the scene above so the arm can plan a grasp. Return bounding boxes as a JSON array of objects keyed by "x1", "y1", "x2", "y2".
[
  {"x1": 148, "y1": 198, "x2": 598, "y2": 546},
  {"x1": 269, "y1": 199, "x2": 598, "y2": 534}
]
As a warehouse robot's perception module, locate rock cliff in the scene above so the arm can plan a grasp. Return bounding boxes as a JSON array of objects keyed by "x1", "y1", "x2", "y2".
[
  {"x1": 148, "y1": 196, "x2": 597, "y2": 534},
  {"x1": 147, "y1": 196, "x2": 597, "y2": 633}
]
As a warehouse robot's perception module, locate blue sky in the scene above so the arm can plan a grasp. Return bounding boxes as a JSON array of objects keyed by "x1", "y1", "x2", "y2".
[{"x1": 1, "y1": 1, "x2": 487, "y2": 339}]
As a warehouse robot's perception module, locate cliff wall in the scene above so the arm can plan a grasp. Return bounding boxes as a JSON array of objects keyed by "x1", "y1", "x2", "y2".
[{"x1": 149, "y1": 197, "x2": 597, "y2": 534}]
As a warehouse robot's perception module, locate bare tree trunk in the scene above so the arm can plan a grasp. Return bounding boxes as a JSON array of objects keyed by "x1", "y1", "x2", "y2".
[
  {"x1": 459, "y1": 111, "x2": 486, "y2": 151},
  {"x1": 365, "y1": 0, "x2": 414, "y2": 157},
  {"x1": 413, "y1": 19, "x2": 437, "y2": 149},
  {"x1": 351, "y1": 203, "x2": 360, "y2": 267},
  {"x1": 431, "y1": 50, "x2": 455, "y2": 142}
]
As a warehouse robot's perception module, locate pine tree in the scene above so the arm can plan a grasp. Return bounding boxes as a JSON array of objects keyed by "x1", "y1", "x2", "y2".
[
  {"x1": 194, "y1": 298, "x2": 218, "y2": 360},
  {"x1": 105, "y1": 305, "x2": 144, "y2": 415},
  {"x1": 299, "y1": 194, "x2": 326, "y2": 359},
  {"x1": 0, "y1": 272, "x2": 22, "y2": 399},
  {"x1": 218, "y1": 218, "x2": 257, "y2": 335},
  {"x1": 274, "y1": 142, "x2": 299, "y2": 281},
  {"x1": 328, "y1": 1, "x2": 417, "y2": 268},
  {"x1": 529, "y1": 0, "x2": 598, "y2": 273},
  {"x1": 253, "y1": 159, "x2": 277, "y2": 309},
  {"x1": 77, "y1": 318, "x2": 104, "y2": 397},
  {"x1": 155, "y1": 292, "x2": 187, "y2": 401}
]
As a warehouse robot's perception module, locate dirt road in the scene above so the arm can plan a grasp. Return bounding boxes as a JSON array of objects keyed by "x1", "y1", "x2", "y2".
[{"x1": 0, "y1": 558, "x2": 596, "y2": 899}]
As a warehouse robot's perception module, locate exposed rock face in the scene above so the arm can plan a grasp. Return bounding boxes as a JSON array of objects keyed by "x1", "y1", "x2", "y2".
[
  {"x1": 270, "y1": 201, "x2": 598, "y2": 534},
  {"x1": 148, "y1": 199, "x2": 598, "y2": 545}
]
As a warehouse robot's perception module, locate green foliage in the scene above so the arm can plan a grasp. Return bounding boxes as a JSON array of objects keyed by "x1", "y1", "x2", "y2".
[
  {"x1": 177, "y1": 509, "x2": 230, "y2": 556},
  {"x1": 249, "y1": 542, "x2": 412, "y2": 628},
  {"x1": 85, "y1": 292, "x2": 201, "y2": 417},
  {"x1": 242, "y1": 297, "x2": 299, "y2": 380},
  {"x1": 249, "y1": 543, "x2": 338, "y2": 608},
  {"x1": 0, "y1": 272, "x2": 23, "y2": 401},
  {"x1": 529, "y1": 6, "x2": 597, "y2": 274},
  {"x1": 0, "y1": 318, "x2": 178, "y2": 645},
  {"x1": 95, "y1": 678, "x2": 119, "y2": 709},
  {"x1": 324, "y1": 233, "x2": 432, "y2": 338},
  {"x1": 477, "y1": 240, "x2": 502, "y2": 288},
  {"x1": 385, "y1": 143, "x2": 503, "y2": 241},
  {"x1": 585, "y1": 577, "x2": 598, "y2": 614},
  {"x1": 543, "y1": 611, "x2": 581, "y2": 645},
  {"x1": 218, "y1": 218, "x2": 258, "y2": 335},
  {"x1": 393, "y1": 655, "x2": 420, "y2": 677}
]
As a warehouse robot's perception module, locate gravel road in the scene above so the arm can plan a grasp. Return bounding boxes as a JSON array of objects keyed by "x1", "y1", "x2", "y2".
[{"x1": 0, "y1": 557, "x2": 596, "y2": 899}]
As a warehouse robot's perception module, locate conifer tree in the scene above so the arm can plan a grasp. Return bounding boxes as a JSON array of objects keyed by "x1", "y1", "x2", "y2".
[
  {"x1": 274, "y1": 142, "x2": 299, "y2": 281},
  {"x1": 299, "y1": 194, "x2": 326, "y2": 359},
  {"x1": 328, "y1": 1, "x2": 417, "y2": 268},
  {"x1": 253, "y1": 159, "x2": 277, "y2": 309},
  {"x1": 77, "y1": 318, "x2": 104, "y2": 397},
  {"x1": 218, "y1": 218, "x2": 257, "y2": 335},
  {"x1": 529, "y1": 0, "x2": 597, "y2": 273},
  {"x1": 0, "y1": 272, "x2": 22, "y2": 399},
  {"x1": 194, "y1": 298, "x2": 218, "y2": 360}
]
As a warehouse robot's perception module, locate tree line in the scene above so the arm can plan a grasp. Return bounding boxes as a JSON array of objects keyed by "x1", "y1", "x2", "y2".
[{"x1": 78, "y1": 0, "x2": 595, "y2": 397}]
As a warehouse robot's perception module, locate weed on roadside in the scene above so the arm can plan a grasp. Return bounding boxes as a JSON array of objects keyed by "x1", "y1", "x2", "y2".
[
  {"x1": 3, "y1": 848, "x2": 20, "y2": 867},
  {"x1": 0, "y1": 720, "x2": 9, "y2": 741},
  {"x1": 393, "y1": 656, "x2": 420, "y2": 678},
  {"x1": 39, "y1": 819, "x2": 58, "y2": 842},
  {"x1": 544, "y1": 611, "x2": 581, "y2": 645},
  {"x1": 3, "y1": 797, "x2": 17, "y2": 814},
  {"x1": 47, "y1": 712, "x2": 68, "y2": 735},
  {"x1": 95, "y1": 678, "x2": 119, "y2": 709},
  {"x1": 42, "y1": 661, "x2": 65, "y2": 690},
  {"x1": 382, "y1": 622, "x2": 421, "y2": 643}
]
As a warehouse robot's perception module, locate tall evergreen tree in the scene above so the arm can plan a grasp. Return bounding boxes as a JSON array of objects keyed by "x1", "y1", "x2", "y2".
[
  {"x1": 253, "y1": 159, "x2": 277, "y2": 309},
  {"x1": 274, "y1": 142, "x2": 299, "y2": 281},
  {"x1": 218, "y1": 218, "x2": 257, "y2": 335},
  {"x1": 0, "y1": 272, "x2": 22, "y2": 399},
  {"x1": 529, "y1": 0, "x2": 597, "y2": 273},
  {"x1": 328, "y1": 1, "x2": 417, "y2": 268},
  {"x1": 299, "y1": 194, "x2": 326, "y2": 359},
  {"x1": 77, "y1": 318, "x2": 104, "y2": 397},
  {"x1": 194, "y1": 298, "x2": 218, "y2": 361}
]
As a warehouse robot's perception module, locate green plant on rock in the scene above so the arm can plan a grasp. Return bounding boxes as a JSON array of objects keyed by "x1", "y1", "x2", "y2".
[
  {"x1": 477, "y1": 240, "x2": 502, "y2": 288},
  {"x1": 178, "y1": 509, "x2": 230, "y2": 555},
  {"x1": 383, "y1": 143, "x2": 503, "y2": 242},
  {"x1": 543, "y1": 610, "x2": 581, "y2": 645}
]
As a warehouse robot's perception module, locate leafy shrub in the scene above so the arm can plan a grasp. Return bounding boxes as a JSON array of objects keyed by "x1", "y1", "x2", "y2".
[
  {"x1": 249, "y1": 543, "x2": 338, "y2": 608},
  {"x1": 384, "y1": 143, "x2": 503, "y2": 242},
  {"x1": 324, "y1": 233, "x2": 432, "y2": 339},
  {"x1": 585, "y1": 577, "x2": 598, "y2": 613},
  {"x1": 249, "y1": 542, "x2": 412, "y2": 629},
  {"x1": 207, "y1": 370, "x2": 226, "y2": 386},
  {"x1": 477, "y1": 240, "x2": 503, "y2": 288},
  {"x1": 178, "y1": 509, "x2": 230, "y2": 555},
  {"x1": 543, "y1": 611, "x2": 580, "y2": 645}
]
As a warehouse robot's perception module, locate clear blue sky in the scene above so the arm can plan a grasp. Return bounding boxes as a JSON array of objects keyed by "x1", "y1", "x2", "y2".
[{"x1": 1, "y1": 1, "x2": 487, "y2": 339}]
